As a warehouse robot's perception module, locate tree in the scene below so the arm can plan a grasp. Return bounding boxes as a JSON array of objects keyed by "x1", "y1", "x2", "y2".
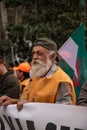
[{"x1": 0, "y1": 0, "x2": 87, "y2": 65}]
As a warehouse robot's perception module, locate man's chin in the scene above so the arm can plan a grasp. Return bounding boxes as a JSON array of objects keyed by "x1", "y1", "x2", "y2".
[
  {"x1": 30, "y1": 69, "x2": 47, "y2": 78},
  {"x1": 30, "y1": 59, "x2": 52, "y2": 78}
]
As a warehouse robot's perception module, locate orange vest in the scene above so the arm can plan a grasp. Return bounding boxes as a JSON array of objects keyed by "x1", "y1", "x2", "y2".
[
  {"x1": 20, "y1": 78, "x2": 29, "y2": 97},
  {"x1": 21, "y1": 67, "x2": 76, "y2": 104}
]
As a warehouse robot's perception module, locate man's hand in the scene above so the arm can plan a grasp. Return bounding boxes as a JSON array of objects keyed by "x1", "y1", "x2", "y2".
[
  {"x1": 17, "y1": 99, "x2": 28, "y2": 111},
  {"x1": 0, "y1": 95, "x2": 19, "y2": 106},
  {"x1": 0, "y1": 95, "x2": 13, "y2": 106}
]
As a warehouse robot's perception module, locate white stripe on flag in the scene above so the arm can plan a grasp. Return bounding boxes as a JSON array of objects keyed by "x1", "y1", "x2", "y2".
[{"x1": 58, "y1": 37, "x2": 78, "y2": 77}]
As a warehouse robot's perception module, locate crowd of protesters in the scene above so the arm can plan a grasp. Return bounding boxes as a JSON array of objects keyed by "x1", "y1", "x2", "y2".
[{"x1": 0, "y1": 37, "x2": 87, "y2": 111}]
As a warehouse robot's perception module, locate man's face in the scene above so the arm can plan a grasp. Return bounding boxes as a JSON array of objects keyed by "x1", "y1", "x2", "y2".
[
  {"x1": 16, "y1": 70, "x2": 24, "y2": 81},
  {"x1": 30, "y1": 46, "x2": 52, "y2": 78},
  {"x1": 32, "y1": 46, "x2": 50, "y2": 64}
]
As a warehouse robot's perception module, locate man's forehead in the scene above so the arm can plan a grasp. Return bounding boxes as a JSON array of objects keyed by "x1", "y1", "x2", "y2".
[{"x1": 32, "y1": 46, "x2": 49, "y2": 52}]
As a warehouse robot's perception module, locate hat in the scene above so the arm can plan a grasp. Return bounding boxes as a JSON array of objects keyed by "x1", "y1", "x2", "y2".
[
  {"x1": 33, "y1": 37, "x2": 57, "y2": 51},
  {"x1": 13, "y1": 62, "x2": 31, "y2": 73}
]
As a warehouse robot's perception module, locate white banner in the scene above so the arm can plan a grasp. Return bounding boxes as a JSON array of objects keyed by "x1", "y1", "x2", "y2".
[{"x1": 0, "y1": 103, "x2": 87, "y2": 130}]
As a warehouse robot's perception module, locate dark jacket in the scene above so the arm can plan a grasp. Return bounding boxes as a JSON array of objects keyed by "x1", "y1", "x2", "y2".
[
  {"x1": 77, "y1": 82, "x2": 87, "y2": 106},
  {"x1": 0, "y1": 71, "x2": 20, "y2": 99}
]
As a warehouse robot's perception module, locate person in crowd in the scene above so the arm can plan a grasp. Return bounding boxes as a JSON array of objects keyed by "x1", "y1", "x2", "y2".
[
  {"x1": 13, "y1": 62, "x2": 31, "y2": 97},
  {"x1": 0, "y1": 52, "x2": 20, "y2": 99},
  {"x1": 77, "y1": 82, "x2": 87, "y2": 106},
  {"x1": 0, "y1": 37, "x2": 76, "y2": 111}
]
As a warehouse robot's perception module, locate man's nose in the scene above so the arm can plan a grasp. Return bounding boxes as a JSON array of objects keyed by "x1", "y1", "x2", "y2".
[{"x1": 33, "y1": 53, "x2": 38, "y2": 60}]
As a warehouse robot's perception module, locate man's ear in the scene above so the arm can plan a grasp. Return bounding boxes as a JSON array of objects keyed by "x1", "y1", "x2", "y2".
[{"x1": 49, "y1": 52, "x2": 56, "y2": 60}]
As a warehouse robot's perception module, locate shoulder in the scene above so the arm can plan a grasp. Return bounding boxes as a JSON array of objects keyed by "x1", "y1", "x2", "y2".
[
  {"x1": 57, "y1": 66, "x2": 72, "y2": 79},
  {"x1": 81, "y1": 82, "x2": 87, "y2": 91},
  {"x1": 4, "y1": 71, "x2": 19, "y2": 84}
]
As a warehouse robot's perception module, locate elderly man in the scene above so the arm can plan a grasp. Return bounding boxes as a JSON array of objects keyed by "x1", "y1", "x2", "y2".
[{"x1": 0, "y1": 37, "x2": 76, "y2": 110}]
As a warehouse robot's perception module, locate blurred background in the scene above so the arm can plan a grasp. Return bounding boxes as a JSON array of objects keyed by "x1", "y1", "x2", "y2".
[{"x1": 0, "y1": 0, "x2": 87, "y2": 67}]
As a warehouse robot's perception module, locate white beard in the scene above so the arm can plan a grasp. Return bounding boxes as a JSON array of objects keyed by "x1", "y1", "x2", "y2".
[{"x1": 30, "y1": 56, "x2": 52, "y2": 78}]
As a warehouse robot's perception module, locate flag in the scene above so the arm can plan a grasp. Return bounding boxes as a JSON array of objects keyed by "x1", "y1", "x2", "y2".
[
  {"x1": 58, "y1": 23, "x2": 87, "y2": 99},
  {"x1": 58, "y1": 37, "x2": 78, "y2": 77}
]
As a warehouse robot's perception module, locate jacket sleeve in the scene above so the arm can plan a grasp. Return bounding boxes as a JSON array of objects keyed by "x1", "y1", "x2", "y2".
[{"x1": 77, "y1": 82, "x2": 87, "y2": 106}]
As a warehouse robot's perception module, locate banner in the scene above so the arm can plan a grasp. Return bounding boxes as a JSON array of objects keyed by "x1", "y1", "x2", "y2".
[
  {"x1": 0, "y1": 103, "x2": 87, "y2": 130},
  {"x1": 58, "y1": 23, "x2": 87, "y2": 99}
]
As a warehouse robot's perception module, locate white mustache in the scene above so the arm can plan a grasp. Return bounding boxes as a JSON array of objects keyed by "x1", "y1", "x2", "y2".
[{"x1": 32, "y1": 60, "x2": 45, "y2": 66}]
